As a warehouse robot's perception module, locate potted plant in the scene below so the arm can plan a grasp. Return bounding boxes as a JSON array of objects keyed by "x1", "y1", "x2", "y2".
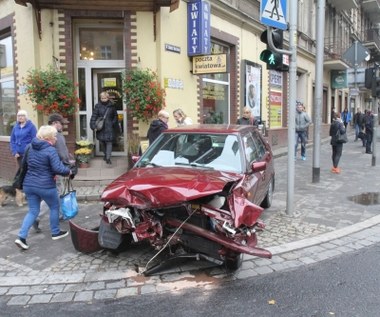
[
  {"x1": 123, "y1": 68, "x2": 166, "y2": 123},
  {"x1": 24, "y1": 65, "x2": 80, "y2": 117},
  {"x1": 75, "y1": 140, "x2": 94, "y2": 168}
]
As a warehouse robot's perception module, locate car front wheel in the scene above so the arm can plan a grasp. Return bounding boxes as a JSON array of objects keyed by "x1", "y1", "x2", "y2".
[{"x1": 261, "y1": 177, "x2": 274, "y2": 208}]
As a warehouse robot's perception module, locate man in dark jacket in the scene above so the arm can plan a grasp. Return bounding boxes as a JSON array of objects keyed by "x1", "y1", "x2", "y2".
[
  {"x1": 90, "y1": 92, "x2": 118, "y2": 164},
  {"x1": 147, "y1": 110, "x2": 170, "y2": 145}
]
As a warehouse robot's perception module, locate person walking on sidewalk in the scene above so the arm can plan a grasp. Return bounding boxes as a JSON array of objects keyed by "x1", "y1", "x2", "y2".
[
  {"x1": 341, "y1": 107, "x2": 351, "y2": 130},
  {"x1": 329, "y1": 112, "x2": 346, "y2": 174},
  {"x1": 295, "y1": 101, "x2": 311, "y2": 160},
  {"x1": 364, "y1": 109, "x2": 374, "y2": 154},
  {"x1": 353, "y1": 107, "x2": 364, "y2": 142},
  {"x1": 90, "y1": 92, "x2": 118, "y2": 165},
  {"x1": 15, "y1": 125, "x2": 75, "y2": 250},
  {"x1": 35, "y1": 113, "x2": 77, "y2": 232}
]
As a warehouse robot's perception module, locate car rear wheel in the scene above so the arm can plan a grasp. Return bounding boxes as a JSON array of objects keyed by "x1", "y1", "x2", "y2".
[{"x1": 261, "y1": 177, "x2": 274, "y2": 208}]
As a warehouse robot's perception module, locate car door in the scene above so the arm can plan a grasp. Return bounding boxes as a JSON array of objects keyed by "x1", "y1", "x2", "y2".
[{"x1": 241, "y1": 132, "x2": 263, "y2": 204}]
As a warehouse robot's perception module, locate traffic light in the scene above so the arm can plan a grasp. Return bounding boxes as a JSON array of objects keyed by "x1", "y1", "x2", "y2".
[
  {"x1": 260, "y1": 29, "x2": 289, "y2": 72},
  {"x1": 365, "y1": 67, "x2": 375, "y2": 89},
  {"x1": 372, "y1": 72, "x2": 380, "y2": 98}
]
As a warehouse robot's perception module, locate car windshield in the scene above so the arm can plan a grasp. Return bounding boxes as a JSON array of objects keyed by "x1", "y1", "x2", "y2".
[{"x1": 137, "y1": 133, "x2": 243, "y2": 173}]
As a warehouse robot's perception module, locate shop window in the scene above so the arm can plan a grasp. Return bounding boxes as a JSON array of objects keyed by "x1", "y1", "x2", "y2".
[
  {"x1": 202, "y1": 42, "x2": 230, "y2": 124},
  {"x1": 0, "y1": 32, "x2": 16, "y2": 136}
]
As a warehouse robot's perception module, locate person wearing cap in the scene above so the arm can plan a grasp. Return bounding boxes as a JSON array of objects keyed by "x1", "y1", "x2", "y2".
[
  {"x1": 295, "y1": 101, "x2": 311, "y2": 161},
  {"x1": 35, "y1": 113, "x2": 77, "y2": 232},
  {"x1": 10, "y1": 110, "x2": 37, "y2": 168},
  {"x1": 47, "y1": 113, "x2": 72, "y2": 166},
  {"x1": 90, "y1": 92, "x2": 118, "y2": 164}
]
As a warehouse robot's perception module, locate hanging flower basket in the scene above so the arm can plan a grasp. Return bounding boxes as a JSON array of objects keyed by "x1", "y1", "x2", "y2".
[
  {"x1": 24, "y1": 65, "x2": 80, "y2": 117},
  {"x1": 123, "y1": 68, "x2": 166, "y2": 123}
]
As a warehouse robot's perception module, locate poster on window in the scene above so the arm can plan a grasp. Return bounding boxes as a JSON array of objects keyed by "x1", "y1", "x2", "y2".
[{"x1": 243, "y1": 61, "x2": 262, "y2": 120}]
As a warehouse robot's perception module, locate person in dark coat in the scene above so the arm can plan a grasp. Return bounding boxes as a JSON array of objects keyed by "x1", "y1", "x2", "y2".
[
  {"x1": 329, "y1": 112, "x2": 346, "y2": 174},
  {"x1": 10, "y1": 110, "x2": 37, "y2": 168},
  {"x1": 364, "y1": 109, "x2": 374, "y2": 154},
  {"x1": 236, "y1": 106, "x2": 258, "y2": 126},
  {"x1": 147, "y1": 110, "x2": 169, "y2": 145},
  {"x1": 15, "y1": 125, "x2": 74, "y2": 250},
  {"x1": 90, "y1": 92, "x2": 118, "y2": 164}
]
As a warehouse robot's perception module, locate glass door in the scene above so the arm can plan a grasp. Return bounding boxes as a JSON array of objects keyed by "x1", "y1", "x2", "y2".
[{"x1": 93, "y1": 69, "x2": 126, "y2": 156}]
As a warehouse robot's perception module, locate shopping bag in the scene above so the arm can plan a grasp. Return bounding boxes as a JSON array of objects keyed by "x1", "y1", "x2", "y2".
[{"x1": 60, "y1": 178, "x2": 78, "y2": 220}]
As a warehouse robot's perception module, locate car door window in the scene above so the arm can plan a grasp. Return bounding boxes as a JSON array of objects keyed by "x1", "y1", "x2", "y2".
[{"x1": 243, "y1": 134, "x2": 260, "y2": 163}]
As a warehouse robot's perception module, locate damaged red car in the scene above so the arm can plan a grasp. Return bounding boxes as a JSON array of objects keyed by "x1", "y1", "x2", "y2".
[{"x1": 72, "y1": 124, "x2": 275, "y2": 274}]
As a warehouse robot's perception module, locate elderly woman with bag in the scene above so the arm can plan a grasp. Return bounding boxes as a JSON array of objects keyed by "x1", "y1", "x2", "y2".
[
  {"x1": 15, "y1": 125, "x2": 75, "y2": 250},
  {"x1": 329, "y1": 112, "x2": 346, "y2": 174},
  {"x1": 90, "y1": 92, "x2": 118, "y2": 165}
]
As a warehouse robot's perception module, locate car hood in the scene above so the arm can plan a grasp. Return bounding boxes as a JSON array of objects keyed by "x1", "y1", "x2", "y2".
[{"x1": 101, "y1": 167, "x2": 242, "y2": 208}]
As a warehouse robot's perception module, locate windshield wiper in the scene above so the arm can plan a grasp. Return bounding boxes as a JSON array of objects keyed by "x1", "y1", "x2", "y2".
[{"x1": 175, "y1": 162, "x2": 214, "y2": 169}]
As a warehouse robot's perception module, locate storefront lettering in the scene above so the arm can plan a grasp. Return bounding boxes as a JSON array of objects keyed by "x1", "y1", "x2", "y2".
[{"x1": 187, "y1": 0, "x2": 211, "y2": 56}]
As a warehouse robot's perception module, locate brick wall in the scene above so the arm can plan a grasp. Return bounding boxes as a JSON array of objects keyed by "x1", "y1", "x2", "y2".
[{"x1": 0, "y1": 141, "x2": 18, "y2": 181}]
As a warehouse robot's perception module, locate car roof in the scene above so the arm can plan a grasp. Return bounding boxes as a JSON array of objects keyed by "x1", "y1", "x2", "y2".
[{"x1": 165, "y1": 124, "x2": 258, "y2": 134}]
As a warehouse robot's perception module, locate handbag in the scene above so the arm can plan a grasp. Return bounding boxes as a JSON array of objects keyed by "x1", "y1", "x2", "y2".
[
  {"x1": 335, "y1": 128, "x2": 348, "y2": 144},
  {"x1": 12, "y1": 145, "x2": 31, "y2": 189},
  {"x1": 60, "y1": 178, "x2": 78, "y2": 220},
  {"x1": 94, "y1": 107, "x2": 110, "y2": 131}
]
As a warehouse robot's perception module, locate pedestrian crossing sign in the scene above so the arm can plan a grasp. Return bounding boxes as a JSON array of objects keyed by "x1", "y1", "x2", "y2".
[{"x1": 260, "y1": 0, "x2": 287, "y2": 30}]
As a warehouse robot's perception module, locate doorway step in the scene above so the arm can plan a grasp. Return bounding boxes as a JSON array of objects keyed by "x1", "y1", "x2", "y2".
[{"x1": 74, "y1": 157, "x2": 129, "y2": 187}]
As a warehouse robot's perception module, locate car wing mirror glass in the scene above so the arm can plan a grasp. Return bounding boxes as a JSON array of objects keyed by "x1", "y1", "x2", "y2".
[{"x1": 251, "y1": 161, "x2": 266, "y2": 173}]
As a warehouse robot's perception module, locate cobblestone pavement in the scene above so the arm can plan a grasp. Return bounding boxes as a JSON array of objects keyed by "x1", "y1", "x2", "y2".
[{"x1": 1, "y1": 132, "x2": 380, "y2": 306}]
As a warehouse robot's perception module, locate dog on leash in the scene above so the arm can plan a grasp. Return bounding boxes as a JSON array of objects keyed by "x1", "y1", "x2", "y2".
[{"x1": 0, "y1": 186, "x2": 26, "y2": 207}]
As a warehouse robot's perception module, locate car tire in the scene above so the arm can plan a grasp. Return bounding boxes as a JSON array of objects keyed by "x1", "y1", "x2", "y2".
[
  {"x1": 261, "y1": 177, "x2": 274, "y2": 208},
  {"x1": 225, "y1": 253, "x2": 243, "y2": 271}
]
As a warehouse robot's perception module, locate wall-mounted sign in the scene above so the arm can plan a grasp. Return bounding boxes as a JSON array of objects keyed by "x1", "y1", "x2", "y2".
[
  {"x1": 192, "y1": 54, "x2": 228, "y2": 74},
  {"x1": 102, "y1": 78, "x2": 117, "y2": 88},
  {"x1": 187, "y1": 0, "x2": 211, "y2": 56},
  {"x1": 165, "y1": 44, "x2": 181, "y2": 54},
  {"x1": 331, "y1": 70, "x2": 347, "y2": 89},
  {"x1": 164, "y1": 78, "x2": 184, "y2": 89}
]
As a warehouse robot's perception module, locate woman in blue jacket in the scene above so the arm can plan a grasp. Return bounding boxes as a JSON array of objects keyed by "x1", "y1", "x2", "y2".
[
  {"x1": 15, "y1": 125, "x2": 74, "y2": 250},
  {"x1": 10, "y1": 110, "x2": 37, "y2": 167}
]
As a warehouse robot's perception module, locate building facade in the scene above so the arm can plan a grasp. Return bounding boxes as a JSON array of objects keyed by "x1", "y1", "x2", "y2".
[{"x1": 0, "y1": 0, "x2": 379, "y2": 179}]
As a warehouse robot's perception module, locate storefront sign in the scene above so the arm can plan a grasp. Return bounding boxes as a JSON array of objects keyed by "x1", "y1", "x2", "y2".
[
  {"x1": 331, "y1": 70, "x2": 347, "y2": 89},
  {"x1": 102, "y1": 77, "x2": 117, "y2": 88},
  {"x1": 187, "y1": 0, "x2": 211, "y2": 56},
  {"x1": 269, "y1": 91, "x2": 282, "y2": 128},
  {"x1": 192, "y1": 54, "x2": 228, "y2": 74}
]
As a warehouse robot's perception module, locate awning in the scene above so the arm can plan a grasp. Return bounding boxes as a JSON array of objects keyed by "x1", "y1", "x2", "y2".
[{"x1": 14, "y1": 0, "x2": 178, "y2": 12}]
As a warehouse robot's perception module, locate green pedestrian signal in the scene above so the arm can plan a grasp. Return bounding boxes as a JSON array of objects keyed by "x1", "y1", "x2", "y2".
[{"x1": 260, "y1": 29, "x2": 289, "y2": 72}]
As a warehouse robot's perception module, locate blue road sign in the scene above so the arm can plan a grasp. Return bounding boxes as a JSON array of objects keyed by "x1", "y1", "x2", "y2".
[{"x1": 260, "y1": 0, "x2": 287, "y2": 30}]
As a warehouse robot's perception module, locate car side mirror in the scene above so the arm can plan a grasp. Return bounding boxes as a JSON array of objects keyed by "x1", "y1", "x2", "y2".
[{"x1": 251, "y1": 161, "x2": 266, "y2": 173}]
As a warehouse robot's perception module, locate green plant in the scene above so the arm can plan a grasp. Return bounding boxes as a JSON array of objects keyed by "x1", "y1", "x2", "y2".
[
  {"x1": 74, "y1": 147, "x2": 92, "y2": 164},
  {"x1": 24, "y1": 65, "x2": 80, "y2": 117},
  {"x1": 123, "y1": 68, "x2": 166, "y2": 123}
]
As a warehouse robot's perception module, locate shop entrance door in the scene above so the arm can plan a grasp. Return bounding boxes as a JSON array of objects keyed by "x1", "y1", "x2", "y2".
[{"x1": 93, "y1": 69, "x2": 126, "y2": 156}]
